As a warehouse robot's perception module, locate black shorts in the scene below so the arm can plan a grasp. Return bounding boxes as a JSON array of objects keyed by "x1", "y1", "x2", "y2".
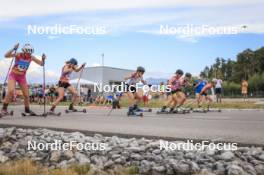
[
  {"x1": 126, "y1": 84, "x2": 137, "y2": 94},
  {"x1": 200, "y1": 92, "x2": 207, "y2": 96},
  {"x1": 215, "y1": 88, "x2": 222, "y2": 94},
  {"x1": 171, "y1": 89, "x2": 181, "y2": 94},
  {"x1": 58, "y1": 81, "x2": 71, "y2": 89}
]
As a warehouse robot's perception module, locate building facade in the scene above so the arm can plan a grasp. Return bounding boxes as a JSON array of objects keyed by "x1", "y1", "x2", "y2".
[{"x1": 70, "y1": 66, "x2": 134, "y2": 86}]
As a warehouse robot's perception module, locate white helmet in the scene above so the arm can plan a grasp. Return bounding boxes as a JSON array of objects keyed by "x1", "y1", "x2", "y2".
[{"x1": 22, "y1": 43, "x2": 34, "y2": 54}]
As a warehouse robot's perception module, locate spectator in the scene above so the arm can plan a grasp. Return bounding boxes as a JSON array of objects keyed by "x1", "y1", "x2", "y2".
[
  {"x1": 241, "y1": 79, "x2": 248, "y2": 102},
  {"x1": 87, "y1": 88, "x2": 92, "y2": 103},
  {"x1": 37, "y1": 85, "x2": 44, "y2": 104},
  {"x1": 159, "y1": 82, "x2": 166, "y2": 99},
  {"x1": 215, "y1": 78, "x2": 223, "y2": 103},
  {"x1": 143, "y1": 85, "x2": 151, "y2": 107}
]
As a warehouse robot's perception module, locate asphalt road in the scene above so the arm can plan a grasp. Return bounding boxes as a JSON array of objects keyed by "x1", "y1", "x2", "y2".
[{"x1": 0, "y1": 105, "x2": 263, "y2": 146}]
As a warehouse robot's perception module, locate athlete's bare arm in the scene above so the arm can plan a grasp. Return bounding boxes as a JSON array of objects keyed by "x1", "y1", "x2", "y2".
[
  {"x1": 73, "y1": 63, "x2": 86, "y2": 72},
  {"x1": 141, "y1": 79, "x2": 147, "y2": 85},
  {"x1": 168, "y1": 77, "x2": 175, "y2": 85},
  {"x1": 200, "y1": 84, "x2": 211, "y2": 94},
  {"x1": 63, "y1": 65, "x2": 74, "y2": 74},
  {"x1": 124, "y1": 74, "x2": 133, "y2": 81},
  {"x1": 31, "y1": 54, "x2": 46, "y2": 66},
  {"x1": 4, "y1": 43, "x2": 19, "y2": 58}
]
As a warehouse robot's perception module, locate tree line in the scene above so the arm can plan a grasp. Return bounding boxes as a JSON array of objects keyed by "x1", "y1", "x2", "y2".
[{"x1": 201, "y1": 47, "x2": 264, "y2": 96}]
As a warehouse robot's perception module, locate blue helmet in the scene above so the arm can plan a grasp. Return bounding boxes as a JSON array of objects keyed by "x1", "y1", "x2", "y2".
[{"x1": 68, "y1": 58, "x2": 78, "y2": 65}]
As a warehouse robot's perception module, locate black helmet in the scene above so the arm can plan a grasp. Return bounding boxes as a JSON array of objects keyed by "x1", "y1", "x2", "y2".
[
  {"x1": 68, "y1": 58, "x2": 78, "y2": 65},
  {"x1": 175, "y1": 69, "x2": 184, "y2": 75},
  {"x1": 137, "y1": 66, "x2": 145, "y2": 73},
  {"x1": 185, "y1": 72, "x2": 192, "y2": 78}
]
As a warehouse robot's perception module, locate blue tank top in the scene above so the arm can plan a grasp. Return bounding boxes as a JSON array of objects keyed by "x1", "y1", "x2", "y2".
[{"x1": 195, "y1": 80, "x2": 207, "y2": 93}]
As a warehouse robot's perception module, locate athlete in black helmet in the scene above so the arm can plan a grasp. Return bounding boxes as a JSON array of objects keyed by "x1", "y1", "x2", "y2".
[
  {"x1": 124, "y1": 66, "x2": 147, "y2": 116},
  {"x1": 176, "y1": 69, "x2": 183, "y2": 75},
  {"x1": 161, "y1": 69, "x2": 184, "y2": 112},
  {"x1": 50, "y1": 58, "x2": 86, "y2": 113},
  {"x1": 137, "y1": 66, "x2": 145, "y2": 73},
  {"x1": 177, "y1": 72, "x2": 193, "y2": 107}
]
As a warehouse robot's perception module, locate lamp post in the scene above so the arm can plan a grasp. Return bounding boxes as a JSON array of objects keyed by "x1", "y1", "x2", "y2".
[{"x1": 102, "y1": 53, "x2": 104, "y2": 67}]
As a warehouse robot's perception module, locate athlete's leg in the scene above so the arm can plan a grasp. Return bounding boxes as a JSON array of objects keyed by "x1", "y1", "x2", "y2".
[
  {"x1": 178, "y1": 92, "x2": 187, "y2": 106},
  {"x1": 126, "y1": 92, "x2": 135, "y2": 101},
  {"x1": 168, "y1": 93, "x2": 178, "y2": 112},
  {"x1": 197, "y1": 94, "x2": 204, "y2": 107},
  {"x1": 19, "y1": 82, "x2": 32, "y2": 112},
  {"x1": 67, "y1": 85, "x2": 78, "y2": 109},
  {"x1": 50, "y1": 87, "x2": 65, "y2": 111},
  {"x1": 205, "y1": 96, "x2": 213, "y2": 108}
]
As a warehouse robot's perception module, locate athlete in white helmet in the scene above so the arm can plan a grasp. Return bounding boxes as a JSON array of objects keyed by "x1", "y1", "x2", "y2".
[{"x1": 1, "y1": 43, "x2": 46, "y2": 116}]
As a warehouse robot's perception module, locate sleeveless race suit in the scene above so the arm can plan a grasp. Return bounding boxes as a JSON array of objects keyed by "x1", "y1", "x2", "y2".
[
  {"x1": 170, "y1": 76, "x2": 181, "y2": 94},
  {"x1": 127, "y1": 73, "x2": 143, "y2": 93},
  {"x1": 195, "y1": 80, "x2": 207, "y2": 94},
  {"x1": 9, "y1": 53, "x2": 32, "y2": 85},
  {"x1": 58, "y1": 65, "x2": 72, "y2": 89}
]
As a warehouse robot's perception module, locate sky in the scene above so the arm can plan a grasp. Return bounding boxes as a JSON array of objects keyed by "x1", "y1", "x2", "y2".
[{"x1": 0, "y1": 0, "x2": 264, "y2": 83}]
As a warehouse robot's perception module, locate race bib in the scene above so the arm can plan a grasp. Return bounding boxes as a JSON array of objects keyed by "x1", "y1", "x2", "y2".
[{"x1": 17, "y1": 60, "x2": 30, "y2": 72}]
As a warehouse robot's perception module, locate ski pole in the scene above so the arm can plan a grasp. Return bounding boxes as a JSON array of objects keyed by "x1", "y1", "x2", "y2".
[
  {"x1": 1, "y1": 48, "x2": 17, "y2": 101},
  {"x1": 76, "y1": 66, "x2": 85, "y2": 89},
  {"x1": 3, "y1": 48, "x2": 17, "y2": 87},
  {"x1": 76, "y1": 66, "x2": 85, "y2": 104},
  {"x1": 107, "y1": 108, "x2": 113, "y2": 116},
  {"x1": 42, "y1": 54, "x2": 47, "y2": 116}
]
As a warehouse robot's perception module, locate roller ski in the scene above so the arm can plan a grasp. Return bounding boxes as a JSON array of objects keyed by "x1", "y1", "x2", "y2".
[
  {"x1": 173, "y1": 107, "x2": 190, "y2": 114},
  {"x1": 157, "y1": 106, "x2": 172, "y2": 114},
  {"x1": 21, "y1": 110, "x2": 45, "y2": 117},
  {"x1": 127, "y1": 110, "x2": 143, "y2": 117},
  {"x1": 135, "y1": 108, "x2": 152, "y2": 113},
  {"x1": 156, "y1": 110, "x2": 170, "y2": 114},
  {"x1": 0, "y1": 110, "x2": 14, "y2": 118},
  {"x1": 65, "y1": 104, "x2": 87, "y2": 113},
  {"x1": 192, "y1": 107, "x2": 207, "y2": 113},
  {"x1": 127, "y1": 106, "x2": 143, "y2": 117},
  {"x1": 65, "y1": 109, "x2": 87, "y2": 113},
  {"x1": 157, "y1": 106, "x2": 185, "y2": 114},
  {"x1": 207, "y1": 108, "x2": 221, "y2": 112}
]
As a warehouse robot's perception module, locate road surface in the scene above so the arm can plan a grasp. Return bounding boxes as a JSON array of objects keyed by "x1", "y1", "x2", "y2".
[{"x1": 0, "y1": 105, "x2": 263, "y2": 146}]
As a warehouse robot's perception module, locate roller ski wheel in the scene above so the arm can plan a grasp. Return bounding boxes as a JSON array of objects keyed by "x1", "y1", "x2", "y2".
[
  {"x1": 65, "y1": 109, "x2": 86, "y2": 113},
  {"x1": 0, "y1": 110, "x2": 14, "y2": 118},
  {"x1": 192, "y1": 108, "x2": 207, "y2": 113},
  {"x1": 173, "y1": 109, "x2": 186, "y2": 114},
  {"x1": 147, "y1": 108, "x2": 152, "y2": 112},
  {"x1": 135, "y1": 108, "x2": 152, "y2": 113},
  {"x1": 156, "y1": 110, "x2": 169, "y2": 114},
  {"x1": 207, "y1": 108, "x2": 222, "y2": 113},
  {"x1": 21, "y1": 112, "x2": 44, "y2": 117}
]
